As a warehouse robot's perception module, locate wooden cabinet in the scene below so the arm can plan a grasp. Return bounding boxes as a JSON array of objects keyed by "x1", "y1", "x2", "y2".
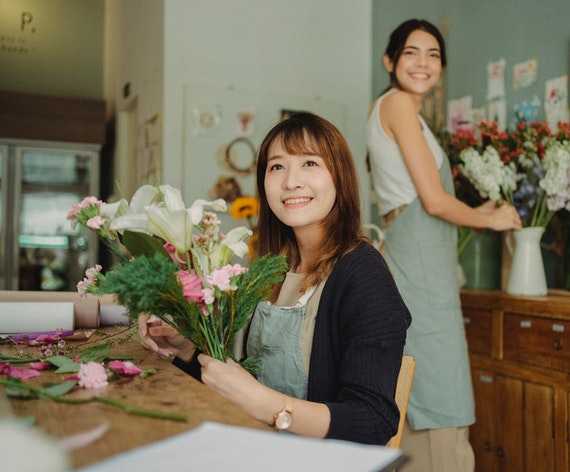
[{"x1": 462, "y1": 291, "x2": 570, "y2": 472}]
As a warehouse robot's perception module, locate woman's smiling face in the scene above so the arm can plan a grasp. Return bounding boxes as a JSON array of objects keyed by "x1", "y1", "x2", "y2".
[
  {"x1": 264, "y1": 137, "x2": 336, "y2": 233},
  {"x1": 388, "y1": 29, "x2": 443, "y2": 96}
]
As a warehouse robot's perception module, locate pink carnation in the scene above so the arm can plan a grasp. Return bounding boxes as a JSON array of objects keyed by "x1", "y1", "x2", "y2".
[
  {"x1": 201, "y1": 287, "x2": 214, "y2": 305},
  {"x1": 177, "y1": 270, "x2": 204, "y2": 303},
  {"x1": 86, "y1": 216, "x2": 105, "y2": 230},
  {"x1": 0, "y1": 363, "x2": 42, "y2": 380},
  {"x1": 78, "y1": 362, "x2": 108, "y2": 389},
  {"x1": 207, "y1": 264, "x2": 247, "y2": 292},
  {"x1": 107, "y1": 360, "x2": 142, "y2": 377},
  {"x1": 67, "y1": 203, "x2": 81, "y2": 221},
  {"x1": 79, "y1": 196, "x2": 102, "y2": 209}
]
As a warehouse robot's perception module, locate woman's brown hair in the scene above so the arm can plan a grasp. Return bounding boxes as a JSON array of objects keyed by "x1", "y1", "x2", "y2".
[{"x1": 256, "y1": 112, "x2": 365, "y2": 290}]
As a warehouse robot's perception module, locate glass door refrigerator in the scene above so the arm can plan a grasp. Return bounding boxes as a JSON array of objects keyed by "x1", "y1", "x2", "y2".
[{"x1": 0, "y1": 139, "x2": 99, "y2": 291}]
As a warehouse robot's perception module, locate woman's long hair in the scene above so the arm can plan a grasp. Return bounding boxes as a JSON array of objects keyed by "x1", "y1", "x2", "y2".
[{"x1": 256, "y1": 112, "x2": 365, "y2": 290}]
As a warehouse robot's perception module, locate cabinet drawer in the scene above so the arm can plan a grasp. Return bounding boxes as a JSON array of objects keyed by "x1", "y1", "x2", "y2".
[
  {"x1": 503, "y1": 313, "x2": 570, "y2": 372},
  {"x1": 464, "y1": 309, "x2": 493, "y2": 356}
]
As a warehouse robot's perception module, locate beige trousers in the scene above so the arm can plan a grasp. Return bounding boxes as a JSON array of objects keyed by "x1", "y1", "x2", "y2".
[{"x1": 399, "y1": 421, "x2": 475, "y2": 472}]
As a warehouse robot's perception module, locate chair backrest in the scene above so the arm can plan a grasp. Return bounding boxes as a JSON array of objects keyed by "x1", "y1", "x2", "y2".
[{"x1": 387, "y1": 355, "x2": 416, "y2": 449}]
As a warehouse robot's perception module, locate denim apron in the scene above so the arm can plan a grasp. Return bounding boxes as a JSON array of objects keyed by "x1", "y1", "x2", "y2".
[
  {"x1": 382, "y1": 132, "x2": 475, "y2": 430},
  {"x1": 246, "y1": 286, "x2": 317, "y2": 399}
]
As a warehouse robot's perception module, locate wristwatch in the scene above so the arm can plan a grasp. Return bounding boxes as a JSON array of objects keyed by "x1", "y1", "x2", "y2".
[{"x1": 273, "y1": 402, "x2": 293, "y2": 431}]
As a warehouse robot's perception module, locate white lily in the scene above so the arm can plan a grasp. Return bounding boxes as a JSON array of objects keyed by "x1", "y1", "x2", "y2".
[
  {"x1": 189, "y1": 198, "x2": 227, "y2": 225},
  {"x1": 211, "y1": 226, "x2": 252, "y2": 267},
  {"x1": 159, "y1": 185, "x2": 186, "y2": 211},
  {"x1": 110, "y1": 185, "x2": 161, "y2": 233},
  {"x1": 100, "y1": 199, "x2": 128, "y2": 220},
  {"x1": 146, "y1": 205, "x2": 193, "y2": 254}
]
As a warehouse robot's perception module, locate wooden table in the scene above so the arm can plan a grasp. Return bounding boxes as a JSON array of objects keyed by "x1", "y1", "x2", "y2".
[{"x1": 1, "y1": 334, "x2": 270, "y2": 470}]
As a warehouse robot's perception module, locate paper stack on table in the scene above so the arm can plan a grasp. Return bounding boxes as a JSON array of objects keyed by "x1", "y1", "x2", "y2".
[{"x1": 80, "y1": 421, "x2": 404, "y2": 472}]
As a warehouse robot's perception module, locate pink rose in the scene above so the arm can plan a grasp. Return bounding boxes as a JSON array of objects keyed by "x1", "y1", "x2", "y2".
[
  {"x1": 177, "y1": 270, "x2": 204, "y2": 303},
  {"x1": 107, "y1": 360, "x2": 142, "y2": 377},
  {"x1": 78, "y1": 362, "x2": 108, "y2": 390}
]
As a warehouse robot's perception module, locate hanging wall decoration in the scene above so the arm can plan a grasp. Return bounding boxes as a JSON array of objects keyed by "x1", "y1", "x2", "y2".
[
  {"x1": 224, "y1": 137, "x2": 257, "y2": 176},
  {"x1": 545, "y1": 76, "x2": 569, "y2": 131},
  {"x1": 513, "y1": 59, "x2": 538, "y2": 90},
  {"x1": 487, "y1": 58, "x2": 506, "y2": 101}
]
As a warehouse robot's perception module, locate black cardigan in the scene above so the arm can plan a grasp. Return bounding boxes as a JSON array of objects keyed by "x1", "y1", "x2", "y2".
[{"x1": 173, "y1": 242, "x2": 411, "y2": 445}]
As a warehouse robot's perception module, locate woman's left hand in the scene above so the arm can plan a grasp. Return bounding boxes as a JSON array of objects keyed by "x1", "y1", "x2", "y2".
[{"x1": 197, "y1": 354, "x2": 263, "y2": 413}]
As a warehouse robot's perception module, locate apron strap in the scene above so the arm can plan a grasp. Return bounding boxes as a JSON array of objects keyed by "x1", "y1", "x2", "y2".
[{"x1": 296, "y1": 285, "x2": 317, "y2": 307}]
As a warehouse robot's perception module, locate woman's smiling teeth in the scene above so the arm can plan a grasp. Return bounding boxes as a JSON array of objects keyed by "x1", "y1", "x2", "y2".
[
  {"x1": 410, "y1": 72, "x2": 430, "y2": 80},
  {"x1": 283, "y1": 196, "x2": 313, "y2": 207}
]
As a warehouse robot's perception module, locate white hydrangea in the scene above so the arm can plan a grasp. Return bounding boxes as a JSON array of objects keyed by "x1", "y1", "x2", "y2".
[
  {"x1": 540, "y1": 141, "x2": 570, "y2": 212},
  {"x1": 459, "y1": 146, "x2": 520, "y2": 201}
]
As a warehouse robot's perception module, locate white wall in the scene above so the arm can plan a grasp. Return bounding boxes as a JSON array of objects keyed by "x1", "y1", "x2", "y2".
[
  {"x1": 103, "y1": 0, "x2": 164, "y2": 197},
  {"x1": 163, "y1": 0, "x2": 373, "y2": 221}
]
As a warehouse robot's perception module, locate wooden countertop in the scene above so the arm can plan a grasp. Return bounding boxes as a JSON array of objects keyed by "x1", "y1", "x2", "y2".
[
  {"x1": 1, "y1": 334, "x2": 270, "y2": 469},
  {"x1": 461, "y1": 289, "x2": 570, "y2": 318}
]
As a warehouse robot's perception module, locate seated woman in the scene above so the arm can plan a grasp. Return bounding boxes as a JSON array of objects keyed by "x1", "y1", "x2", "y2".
[{"x1": 140, "y1": 112, "x2": 411, "y2": 445}]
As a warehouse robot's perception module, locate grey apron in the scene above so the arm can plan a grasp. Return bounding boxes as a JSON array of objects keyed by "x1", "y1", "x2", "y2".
[
  {"x1": 246, "y1": 286, "x2": 317, "y2": 399},
  {"x1": 383, "y1": 146, "x2": 475, "y2": 430}
]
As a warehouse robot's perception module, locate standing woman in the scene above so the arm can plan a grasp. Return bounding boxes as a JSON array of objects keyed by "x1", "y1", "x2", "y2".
[{"x1": 367, "y1": 19, "x2": 521, "y2": 471}]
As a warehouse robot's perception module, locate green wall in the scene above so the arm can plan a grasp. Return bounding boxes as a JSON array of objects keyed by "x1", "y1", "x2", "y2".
[
  {"x1": 372, "y1": 0, "x2": 570, "y2": 123},
  {"x1": 0, "y1": 0, "x2": 103, "y2": 98}
]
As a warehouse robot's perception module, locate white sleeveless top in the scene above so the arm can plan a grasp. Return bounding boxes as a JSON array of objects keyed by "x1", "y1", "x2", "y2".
[{"x1": 367, "y1": 90, "x2": 444, "y2": 215}]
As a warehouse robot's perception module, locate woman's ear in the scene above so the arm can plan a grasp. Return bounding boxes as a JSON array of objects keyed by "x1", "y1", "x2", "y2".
[{"x1": 382, "y1": 54, "x2": 393, "y2": 73}]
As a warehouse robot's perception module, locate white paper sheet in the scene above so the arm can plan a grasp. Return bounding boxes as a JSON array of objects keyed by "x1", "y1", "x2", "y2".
[
  {"x1": 0, "y1": 302, "x2": 74, "y2": 334},
  {"x1": 80, "y1": 422, "x2": 403, "y2": 472}
]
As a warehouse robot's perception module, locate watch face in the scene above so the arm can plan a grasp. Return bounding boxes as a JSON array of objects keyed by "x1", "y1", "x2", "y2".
[{"x1": 275, "y1": 410, "x2": 293, "y2": 430}]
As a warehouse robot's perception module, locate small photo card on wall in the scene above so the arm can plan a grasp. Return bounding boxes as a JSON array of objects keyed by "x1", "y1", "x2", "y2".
[
  {"x1": 487, "y1": 58, "x2": 506, "y2": 100},
  {"x1": 545, "y1": 76, "x2": 569, "y2": 131},
  {"x1": 447, "y1": 96, "x2": 473, "y2": 132},
  {"x1": 513, "y1": 59, "x2": 538, "y2": 90}
]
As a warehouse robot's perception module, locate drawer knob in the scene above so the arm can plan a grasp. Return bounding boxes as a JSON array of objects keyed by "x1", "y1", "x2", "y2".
[
  {"x1": 554, "y1": 339, "x2": 563, "y2": 351},
  {"x1": 552, "y1": 323, "x2": 565, "y2": 333},
  {"x1": 463, "y1": 317, "x2": 471, "y2": 325},
  {"x1": 496, "y1": 447, "x2": 505, "y2": 459},
  {"x1": 483, "y1": 441, "x2": 492, "y2": 452},
  {"x1": 520, "y1": 320, "x2": 532, "y2": 328}
]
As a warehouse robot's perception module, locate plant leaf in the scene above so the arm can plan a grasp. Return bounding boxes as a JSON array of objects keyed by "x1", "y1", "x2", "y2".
[
  {"x1": 122, "y1": 231, "x2": 166, "y2": 257},
  {"x1": 45, "y1": 356, "x2": 80, "y2": 373},
  {"x1": 79, "y1": 344, "x2": 110, "y2": 363},
  {"x1": 40, "y1": 381, "x2": 78, "y2": 397},
  {"x1": 4, "y1": 380, "x2": 37, "y2": 399}
]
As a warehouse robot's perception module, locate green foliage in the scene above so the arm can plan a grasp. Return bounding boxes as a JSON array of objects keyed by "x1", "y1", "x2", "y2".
[
  {"x1": 94, "y1": 253, "x2": 185, "y2": 320},
  {"x1": 122, "y1": 231, "x2": 166, "y2": 258},
  {"x1": 233, "y1": 255, "x2": 288, "y2": 336},
  {"x1": 45, "y1": 356, "x2": 80, "y2": 374}
]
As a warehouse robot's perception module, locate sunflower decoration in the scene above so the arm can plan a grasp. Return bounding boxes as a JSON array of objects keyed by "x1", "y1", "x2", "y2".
[{"x1": 229, "y1": 196, "x2": 259, "y2": 220}]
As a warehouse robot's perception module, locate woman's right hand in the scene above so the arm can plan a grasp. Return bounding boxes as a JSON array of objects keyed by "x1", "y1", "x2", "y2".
[
  {"x1": 487, "y1": 204, "x2": 522, "y2": 231},
  {"x1": 138, "y1": 314, "x2": 195, "y2": 360}
]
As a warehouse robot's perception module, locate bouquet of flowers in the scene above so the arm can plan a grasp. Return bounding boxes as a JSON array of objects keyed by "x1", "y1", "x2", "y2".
[
  {"x1": 67, "y1": 185, "x2": 287, "y2": 368},
  {"x1": 445, "y1": 120, "x2": 570, "y2": 229}
]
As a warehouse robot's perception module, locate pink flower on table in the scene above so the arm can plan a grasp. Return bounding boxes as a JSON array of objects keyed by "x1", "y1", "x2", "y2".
[
  {"x1": 86, "y1": 216, "x2": 105, "y2": 230},
  {"x1": 177, "y1": 270, "x2": 204, "y2": 303},
  {"x1": 0, "y1": 363, "x2": 42, "y2": 380},
  {"x1": 78, "y1": 362, "x2": 108, "y2": 390},
  {"x1": 107, "y1": 360, "x2": 142, "y2": 377}
]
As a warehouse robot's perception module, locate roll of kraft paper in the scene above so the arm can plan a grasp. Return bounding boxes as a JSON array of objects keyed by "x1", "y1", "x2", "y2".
[
  {"x1": 0, "y1": 291, "x2": 100, "y2": 329},
  {"x1": 0, "y1": 302, "x2": 74, "y2": 334}
]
